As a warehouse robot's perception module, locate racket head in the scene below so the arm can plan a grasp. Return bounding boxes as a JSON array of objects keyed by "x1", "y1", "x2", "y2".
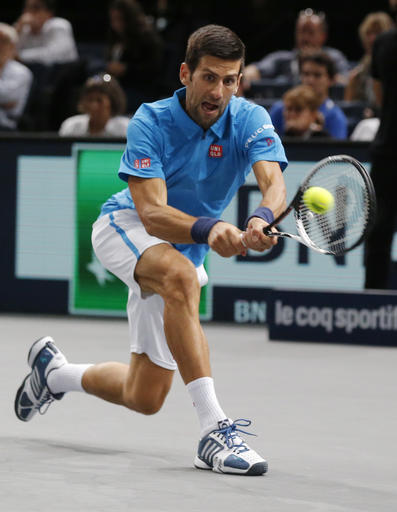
[{"x1": 293, "y1": 154, "x2": 376, "y2": 255}]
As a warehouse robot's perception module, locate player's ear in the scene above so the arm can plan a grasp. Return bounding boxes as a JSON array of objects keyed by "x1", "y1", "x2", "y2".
[
  {"x1": 180, "y1": 62, "x2": 191, "y2": 86},
  {"x1": 235, "y1": 73, "x2": 243, "y2": 94}
]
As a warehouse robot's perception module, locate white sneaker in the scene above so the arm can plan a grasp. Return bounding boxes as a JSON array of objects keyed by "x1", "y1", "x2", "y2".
[
  {"x1": 15, "y1": 336, "x2": 67, "y2": 422},
  {"x1": 194, "y1": 419, "x2": 268, "y2": 475}
]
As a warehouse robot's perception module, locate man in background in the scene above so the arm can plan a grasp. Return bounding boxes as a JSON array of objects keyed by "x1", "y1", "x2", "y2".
[
  {"x1": 14, "y1": 0, "x2": 78, "y2": 65},
  {"x1": 243, "y1": 9, "x2": 349, "y2": 89},
  {"x1": 0, "y1": 23, "x2": 32, "y2": 130},
  {"x1": 269, "y1": 51, "x2": 348, "y2": 139}
]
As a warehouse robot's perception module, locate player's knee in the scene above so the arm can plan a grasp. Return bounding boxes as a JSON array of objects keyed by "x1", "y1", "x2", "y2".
[
  {"x1": 123, "y1": 390, "x2": 167, "y2": 415},
  {"x1": 162, "y1": 260, "x2": 200, "y2": 305}
]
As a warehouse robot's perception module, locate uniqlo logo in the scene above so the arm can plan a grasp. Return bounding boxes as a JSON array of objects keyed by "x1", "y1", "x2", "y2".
[
  {"x1": 209, "y1": 144, "x2": 223, "y2": 158},
  {"x1": 134, "y1": 159, "x2": 140, "y2": 169},
  {"x1": 141, "y1": 157, "x2": 151, "y2": 168}
]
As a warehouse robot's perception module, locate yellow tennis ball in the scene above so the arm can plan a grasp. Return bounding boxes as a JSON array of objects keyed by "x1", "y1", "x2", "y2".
[{"x1": 303, "y1": 186, "x2": 335, "y2": 214}]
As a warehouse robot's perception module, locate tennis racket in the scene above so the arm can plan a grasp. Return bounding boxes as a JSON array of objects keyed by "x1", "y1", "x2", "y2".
[{"x1": 263, "y1": 154, "x2": 376, "y2": 255}]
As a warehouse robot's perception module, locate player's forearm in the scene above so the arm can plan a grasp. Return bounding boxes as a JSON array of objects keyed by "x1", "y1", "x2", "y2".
[
  {"x1": 253, "y1": 162, "x2": 287, "y2": 219},
  {"x1": 139, "y1": 203, "x2": 198, "y2": 243},
  {"x1": 258, "y1": 180, "x2": 287, "y2": 219}
]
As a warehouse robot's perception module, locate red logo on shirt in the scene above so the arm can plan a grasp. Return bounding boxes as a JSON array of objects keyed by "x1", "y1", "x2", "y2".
[
  {"x1": 134, "y1": 158, "x2": 151, "y2": 169},
  {"x1": 209, "y1": 144, "x2": 223, "y2": 158}
]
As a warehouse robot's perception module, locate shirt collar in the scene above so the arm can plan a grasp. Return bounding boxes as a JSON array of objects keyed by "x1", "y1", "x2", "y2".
[{"x1": 170, "y1": 87, "x2": 230, "y2": 140}]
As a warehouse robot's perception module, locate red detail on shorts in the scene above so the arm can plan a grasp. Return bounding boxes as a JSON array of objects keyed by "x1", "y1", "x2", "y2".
[
  {"x1": 265, "y1": 137, "x2": 275, "y2": 146},
  {"x1": 134, "y1": 159, "x2": 140, "y2": 169},
  {"x1": 209, "y1": 144, "x2": 223, "y2": 158},
  {"x1": 141, "y1": 157, "x2": 151, "y2": 168}
]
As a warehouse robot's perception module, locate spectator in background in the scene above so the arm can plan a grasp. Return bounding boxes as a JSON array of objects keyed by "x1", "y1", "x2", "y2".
[
  {"x1": 14, "y1": 0, "x2": 78, "y2": 65},
  {"x1": 344, "y1": 12, "x2": 394, "y2": 116},
  {"x1": 269, "y1": 51, "x2": 348, "y2": 139},
  {"x1": 0, "y1": 23, "x2": 32, "y2": 130},
  {"x1": 59, "y1": 73, "x2": 129, "y2": 137},
  {"x1": 243, "y1": 9, "x2": 350, "y2": 89},
  {"x1": 282, "y1": 85, "x2": 330, "y2": 138},
  {"x1": 105, "y1": 0, "x2": 163, "y2": 112},
  {"x1": 365, "y1": 0, "x2": 397, "y2": 289}
]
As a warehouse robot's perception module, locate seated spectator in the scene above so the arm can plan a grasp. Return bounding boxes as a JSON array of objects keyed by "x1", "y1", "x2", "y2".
[
  {"x1": 269, "y1": 51, "x2": 348, "y2": 139},
  {"x1": 0, "y1": 23, "x2": 33, "y2": 131},
  {"x1": 244, "y1": 9, "x2": 350, "y2": 89},
  {"x1": 344, "y1": 12, "x2": 394, "y2": 115},
  {"x1": 350, "y1": 117, "x2": 380, "y2": 141},
  {"x1": 282, "y1": 85, "x2": 330, "y2": 138},
  {"x1": 14, "y1": 0, "x2": 78, "y2": 65},
  {"x1": 105, "y1": 0, "x2": 163, "y2": 112},
  {"x1": 59, "y1": 73, "x2": 129, "y2": 137}
]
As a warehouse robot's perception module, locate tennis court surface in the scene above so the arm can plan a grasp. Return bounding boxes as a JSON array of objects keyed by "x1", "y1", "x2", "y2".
[{"x1": 1, "y1": 313, "x2": 396, "y2": 512}]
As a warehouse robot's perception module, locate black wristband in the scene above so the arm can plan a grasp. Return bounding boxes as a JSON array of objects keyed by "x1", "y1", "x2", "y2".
[
  {"x1": 191, "y1": 217, "x2": 223, "y2": 244},
  {"x1": 245, "y1": 206, "x2": 274, "y2": 228}
]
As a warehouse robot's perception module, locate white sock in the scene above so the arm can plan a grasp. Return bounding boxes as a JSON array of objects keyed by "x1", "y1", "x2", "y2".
[
  {"x1": 186, "y1": 376, "x2": 228, "y2": 437},
  {"x1": 47, "y1": 363, "x2": 93, "y2": 394}
]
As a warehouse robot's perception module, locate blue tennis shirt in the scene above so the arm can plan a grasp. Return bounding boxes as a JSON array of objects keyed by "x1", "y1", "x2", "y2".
[{"x1": 100, "y1": 87, "x2": 288, "y2": 266}]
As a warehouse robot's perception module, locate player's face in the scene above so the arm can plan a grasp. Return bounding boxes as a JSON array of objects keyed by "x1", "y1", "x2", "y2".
[
  {"x1": 300, "y1": 62, "x2": 332, "y2": 99},
  {"x1": 180, "y1": 55, "x2": 242, "y2": 130}
]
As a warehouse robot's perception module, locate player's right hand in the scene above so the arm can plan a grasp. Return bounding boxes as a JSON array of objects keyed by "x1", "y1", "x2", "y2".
[{"x1": 207, "y1": 222, "x2": 247, "y2": 257}]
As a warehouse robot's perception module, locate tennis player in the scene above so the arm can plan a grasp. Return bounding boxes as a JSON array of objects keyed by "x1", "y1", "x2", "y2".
[{"x1": 15, "y1": 24, "x2": 288, "y2": 476}]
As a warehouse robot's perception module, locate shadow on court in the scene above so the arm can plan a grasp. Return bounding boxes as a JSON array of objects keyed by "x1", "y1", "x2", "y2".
[{"x1": 1, "y1": 313, "x2": 397, "y2": 511}]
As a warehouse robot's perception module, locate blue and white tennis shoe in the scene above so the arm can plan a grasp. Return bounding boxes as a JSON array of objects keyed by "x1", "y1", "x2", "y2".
[
  {"x1": 194, "y1": 419, "x2": 268, "y2": 475},
  {"x1": 15, "y1": 336, "x2": 66, "y2": 421}
]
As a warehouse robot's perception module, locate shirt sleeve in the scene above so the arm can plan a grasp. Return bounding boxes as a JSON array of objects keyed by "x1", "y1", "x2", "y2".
[
  {"x1": 324, "y1": 108, "x2": 348, "y2": 139},
  {"x1": 242, "y1": 104, "x2": 288, "y2": 171},
  {"x1": 118, "y1": 107, "x2": 165, "y2": 182},
  {"x1": 269, "y1": 101, "x2": 285, "y2": 135},
  {"x1": 0, "y1": 63, "x2": 32, "y2": 116}
]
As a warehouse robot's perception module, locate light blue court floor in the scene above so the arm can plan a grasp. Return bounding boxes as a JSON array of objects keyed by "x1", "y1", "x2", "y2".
[{"x1": 1, "y1": 313, "x2": 397, "y2": 512}]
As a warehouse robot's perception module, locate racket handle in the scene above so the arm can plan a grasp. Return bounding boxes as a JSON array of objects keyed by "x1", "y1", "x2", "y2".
[{"x1": 263, "y1": 226, "x2": 273, "y2": 236}]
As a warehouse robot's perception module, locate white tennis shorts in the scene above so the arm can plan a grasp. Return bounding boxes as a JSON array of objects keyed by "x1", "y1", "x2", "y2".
[{"x1": 91, "y1": 208, "x2": 208, "y2": 370}]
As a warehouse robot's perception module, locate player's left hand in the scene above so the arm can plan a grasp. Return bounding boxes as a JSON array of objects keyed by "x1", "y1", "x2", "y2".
[{"x1": 241, "y1": 217, "x2": 278, "y2": 252}]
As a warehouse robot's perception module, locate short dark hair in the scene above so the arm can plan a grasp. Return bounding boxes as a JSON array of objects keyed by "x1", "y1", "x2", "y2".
[
  {"x1": 79, "y1": 73, "x2": 127, "y2": 116},
  {"x1": 185, "y1": 24, "x2": 245, "y2": 74},
  {"x1": 299, "y1": 50, "x2": 337, "y2": 79}
]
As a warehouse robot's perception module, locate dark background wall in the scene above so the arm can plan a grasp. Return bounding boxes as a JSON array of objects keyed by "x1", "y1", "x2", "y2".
[{"x1": 1, "y1": 0, "x2": 394, "y2": 64}]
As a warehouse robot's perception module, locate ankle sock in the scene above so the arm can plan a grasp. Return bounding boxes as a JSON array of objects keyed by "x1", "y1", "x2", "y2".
[
  {"x1": 186, "y1": 376, "x2": 228, "y2": 437},
  {"x1": 47, "y1": 363, "x2": 93, "y2": 394}
]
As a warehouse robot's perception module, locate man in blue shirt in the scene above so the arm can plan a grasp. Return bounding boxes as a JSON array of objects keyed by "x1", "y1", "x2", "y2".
[
  {"x1": 270, "y1": 51, "x2": 348, "y2": 139},
  {"x1": 15, "y1": 25, "x2": 288, "y2": 476},
  {"x1": 243, "y1": 9, "x2": 350, "y2": 89}
]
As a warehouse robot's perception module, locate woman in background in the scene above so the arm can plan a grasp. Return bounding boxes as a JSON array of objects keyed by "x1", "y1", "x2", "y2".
[
  {"x1": 344, "y1": 11, "x2": 394, "y2": 111},
  {"x1": 105, "y1": 0, "x2": 163, "y2": 112},
  {"x1": 59, "y1": 73, "x2": 129, "y2": 137}
]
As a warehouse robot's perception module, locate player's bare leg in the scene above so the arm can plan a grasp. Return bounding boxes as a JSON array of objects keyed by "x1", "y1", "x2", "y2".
[
  {"x1": 82, "y1": 352, "x2": 174, "y2": 414},
  {"x1": 134, "y1": 244, "x2": 211, "y2": 384},
  {"x1": 14, "y1": 243, "x2": 267, "y2": 474}
]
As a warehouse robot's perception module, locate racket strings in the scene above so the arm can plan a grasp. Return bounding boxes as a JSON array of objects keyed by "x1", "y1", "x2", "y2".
[{"x1": 296, "y1": 161, "x2": 371, "y2": 255}]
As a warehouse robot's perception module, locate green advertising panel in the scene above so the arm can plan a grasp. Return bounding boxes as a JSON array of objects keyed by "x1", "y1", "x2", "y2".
[
  {"x1": 72, "y1": 146, "x2": 128, "y2": 314},
  {"x1": 71, "y1": 146, "x2": 209, "y2": 317}
]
